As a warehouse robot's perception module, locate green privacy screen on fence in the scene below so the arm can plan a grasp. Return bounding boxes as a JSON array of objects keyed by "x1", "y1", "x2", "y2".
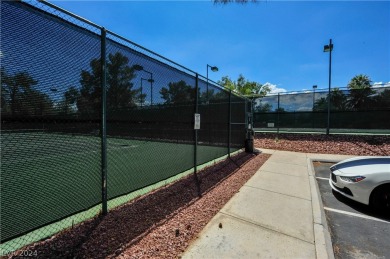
[
  {"x1": 0, "y1": 1, "x2": 248, "y2": 251},
  {"x1": 253, "y1": 88, "x2": 390, "y2": 134}
]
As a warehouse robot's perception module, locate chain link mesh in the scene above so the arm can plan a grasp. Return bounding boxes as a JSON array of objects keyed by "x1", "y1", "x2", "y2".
[
  {"x1": 253, "y1": 87, "x2": 390, "y2": 134},
  {"x1": 104, "y1": 32, "x2": 197, "y2": 205},
  {"x1": 1, "y1": 1, "x2": 102, "y2": 253},
  {"x1": 0, "y1": 1, "x2": 248, "y2": 254}
]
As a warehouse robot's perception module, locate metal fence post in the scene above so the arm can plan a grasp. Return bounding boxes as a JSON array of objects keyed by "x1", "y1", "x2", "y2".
[
  {"x1": 326, "y1": 39, "x2": 333, "y2": 135},
  {"x1": 277, "y1": 93, "x2": 280, "y2": 136},
  {"x1": 228, "y1": 89, "x2": 232, "y2": 157},
  {"x1": 251, "y1": 97, "x2": 254, "y2": 129},
  {"x1": 193, "y1": 74, "x2": 201, "y2": 197},
  {"x1": 245, "y1": 98, "x2": 248, "y2": 128},
  {"x1": 101, "y1": 27, "x2": 108, "y2": 215}
]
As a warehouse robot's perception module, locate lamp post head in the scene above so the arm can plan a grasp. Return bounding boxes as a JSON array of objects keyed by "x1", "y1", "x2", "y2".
[
  {"x1": 323, "y1": 44, "x2": 333, "y2": 52},
  {"x1": 133, "y1": 64, "x2": 144, "y2": 71},
  {"x1": 207, "y1": 64, "x2": 219, "y2": 72},
  {"x1": 313, "y1": 85, "x2": 318, "y2": 89},
  {"x1": 148, "y1": 79, "x2": 155, "y2": 83}
]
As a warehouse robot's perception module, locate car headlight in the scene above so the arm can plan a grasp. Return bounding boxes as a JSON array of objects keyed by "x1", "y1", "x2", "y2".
[{"x1": 339, "y1": 176, "x2": 366, "y2": 183}]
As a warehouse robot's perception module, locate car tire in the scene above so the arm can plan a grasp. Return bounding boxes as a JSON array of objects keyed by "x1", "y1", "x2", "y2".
[{"x1": 370, "y1": 184, "x2": 390, "y2": 213}]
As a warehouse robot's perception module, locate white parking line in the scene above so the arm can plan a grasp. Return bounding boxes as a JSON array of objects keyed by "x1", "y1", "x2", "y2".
[
  {"x1": 316, "y1": 177, "x2": 329, "y2": 181},
  {"x1": 324, "y1": 207, "x2": 390, "y2": 224}
]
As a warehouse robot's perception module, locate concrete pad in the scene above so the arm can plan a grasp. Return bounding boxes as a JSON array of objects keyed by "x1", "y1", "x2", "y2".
[
  {"x1": 275, "y1": 150, "x2": 306, "y2": 155},
  {"x1": 182, "y1": 213, "x2": 316, "y2": 259},
  {"x1": 245, "y1": 171, "x2": 311, "y2": 200},
  {"x1": 259, "y1": 161, "x2": 309, "y2": 178},
  {"x1": 268, "y1": 152, "x2": 308, "y2": 166},
  {"x1": 221, "y1": 186, "x2": 314, "y2": 243},
  {"x1": 256, "y1": 148, "x2": 276, "y2": 154},
  {"x1": 306, "y1": 153, "x2": 354, "y2": 162}
]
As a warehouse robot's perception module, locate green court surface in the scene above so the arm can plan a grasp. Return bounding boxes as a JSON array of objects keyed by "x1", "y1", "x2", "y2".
[{"x1": 0, "y1": 131, "x2": 235, "y2": 252}]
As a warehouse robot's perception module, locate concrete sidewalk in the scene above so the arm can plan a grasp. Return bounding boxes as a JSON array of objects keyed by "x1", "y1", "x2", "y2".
[{"x1": 182, "y1": 149, "x2": 354, "y2": 259}]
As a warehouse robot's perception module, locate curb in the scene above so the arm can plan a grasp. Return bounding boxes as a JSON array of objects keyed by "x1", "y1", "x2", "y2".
[{"x1": 307, "y1": 158, "x2": 336, "y2": 259}]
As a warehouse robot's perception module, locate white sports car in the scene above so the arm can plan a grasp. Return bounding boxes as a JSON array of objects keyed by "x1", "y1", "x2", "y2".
[{"x1": 329, "y1": 156, "x2": 390, "y2": 212}]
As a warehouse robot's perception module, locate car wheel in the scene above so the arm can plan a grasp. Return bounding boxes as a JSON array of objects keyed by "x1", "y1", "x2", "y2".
[{"x1": 370, "y1": 185, "x2": 390, "y2": 213}]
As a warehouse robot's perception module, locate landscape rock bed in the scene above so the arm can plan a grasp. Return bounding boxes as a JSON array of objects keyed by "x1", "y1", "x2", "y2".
[
  {"x1": 13, "y1": 152, "x2": 269, "y2": 259},
  {"x1": 255, "y1": 133, "x2": 390, "y2": 156}
]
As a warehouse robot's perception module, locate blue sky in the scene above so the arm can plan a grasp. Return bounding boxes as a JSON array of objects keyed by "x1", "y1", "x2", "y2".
[{"x1": 46, "y1": 1, "x2": 390, "y2": 93}]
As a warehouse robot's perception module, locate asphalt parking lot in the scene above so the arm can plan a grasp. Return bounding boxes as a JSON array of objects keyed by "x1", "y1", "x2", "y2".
[{"x1": 313, "y1": 162, "x2": 390, "y2": 259}]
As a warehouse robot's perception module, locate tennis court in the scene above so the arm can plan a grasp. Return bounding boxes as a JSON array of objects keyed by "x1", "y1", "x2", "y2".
[
  {"x1": 0, "y1": 1, "x2": 248, "y2": 254},
  {"x1": 1, "y1": 130, "x2": 236, "y2": 245}
]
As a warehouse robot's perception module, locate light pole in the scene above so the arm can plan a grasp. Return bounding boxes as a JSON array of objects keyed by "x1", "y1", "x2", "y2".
[
  {"x1": 312, "y1": 85, "x2": 317, "y2": 129},
  {"x1": 140, "y1": 78, "x2": 149, "y2": 107},
  {"x1": 143, "y1": 70, "x2": 154, "y2": 106},
  {"x1": 133, "y1": 65, "x2": 154, "y2": 106},
  {"x1": 206, "y1": 64, "x2": 218, "y2": 101},
  {"x1": 323, "y1": 39, "x2": 333, "y2": 135},
  {"x1": 312, "y1": 85, "x2": 317, "y2": 110}
]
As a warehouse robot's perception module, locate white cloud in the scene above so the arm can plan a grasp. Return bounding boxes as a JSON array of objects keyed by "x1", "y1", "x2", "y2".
[
  {"x1": 264, "y1": 82, "x2": 287, "y2": 94},
  {"x1": 372, "y1": 81, "x2": 390, "y2": 88}
]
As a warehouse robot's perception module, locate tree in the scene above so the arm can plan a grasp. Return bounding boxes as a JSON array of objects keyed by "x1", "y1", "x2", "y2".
[
  {"x1": 1, "y1": 69, "x2": 8, "y2": 113},
  {"x1": 107, "y1": 53, "x2": 139, "y2": 110},
  {"x1": 78, "y1": 52, "x2": 140, "y2": 114},
  {"x1": 1, "y1": 68, "x2": 37, "y2": 115},
  {"x1": 330, "y1": 88, "x2": 348, "y2": 111},
  {"x1": 218, "y1": 74, "x2": 270, "y2": 96},
  {"x1": 372, "y1": 88, "x2": 390, "y2": 109},
  {"x1": 21, "y1": 89, "x2": 53, "y2": 116},
  {"x1": 78, "y1": 58, "x2": 102, "y2": 114},
  {"x1": 275, "y1": 107, "x2": 286, "y2": 113},
  {"x1": 160, "y1": 80, "x2": 195, "y2": 105},
  {"x1": 199, "y1": 88, "x2": 231, "y2": 104},
  {"x1": 218, "y1": 76, "x2": 235, "y2": 92},
  {"x1": 347, "y1": 74, "x2": 374, "y2": 110},
  {"x1": 1, "y1": 68, "x2": 52, "y2": 116},
  {"x1": 313, "y1": 97, "x2": 327, "y2": 111},
  {"x1": 313, "y1": 88, "x2": 348, "y2": 111},
  {"x1": 255, "y1": 102, "x2": 272, "y2": 112},
  {"x1": 199, "y1": 89, "x2": 215, "y2": 104},
  {"x1": 59, "y1": 86, "x2": 79, "y2": 114}
]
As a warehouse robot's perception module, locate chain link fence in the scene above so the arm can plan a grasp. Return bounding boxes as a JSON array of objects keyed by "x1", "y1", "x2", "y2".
[
  {"x1": 253, "y1": 87, "x2": 390, "y2": 134},
  {"x1": 0, "y1": 1, "x2": 248, "y2": 254}
]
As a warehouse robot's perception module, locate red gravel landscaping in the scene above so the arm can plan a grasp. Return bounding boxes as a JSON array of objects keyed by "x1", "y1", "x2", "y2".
[
  {"x1": 255, "y1": 133, "x2": 390, "y2": 156},
  {"x1": 8, "y1": 133, "x2": 389, "y2": 258},
  {"x1": 11, "y1": 152, "x2": 269, "y2": 259}
]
